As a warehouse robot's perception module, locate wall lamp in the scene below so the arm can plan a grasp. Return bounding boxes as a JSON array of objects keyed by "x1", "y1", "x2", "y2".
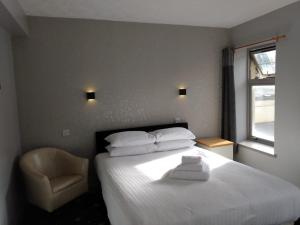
[
  {"x1": 179, "y1": 88, "x2": 187, "y2": 96},
  {"x1": 86, "y1": 91, "x2": 96, "y2": 101}
]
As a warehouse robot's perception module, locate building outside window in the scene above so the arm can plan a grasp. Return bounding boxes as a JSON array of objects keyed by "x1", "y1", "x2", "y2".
[{"x1": 248, "y1": 45, "x2": 276, "y2": 145}]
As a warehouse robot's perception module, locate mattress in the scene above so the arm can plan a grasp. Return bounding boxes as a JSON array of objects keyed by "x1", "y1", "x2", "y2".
[{"x1": 95, "y1": 146, "x2": 300, "y2": 225}]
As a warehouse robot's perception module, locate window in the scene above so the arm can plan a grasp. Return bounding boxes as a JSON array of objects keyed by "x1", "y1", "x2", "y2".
[{"x1": 248, "y1": 45, "x2": 276, "y2": 145}]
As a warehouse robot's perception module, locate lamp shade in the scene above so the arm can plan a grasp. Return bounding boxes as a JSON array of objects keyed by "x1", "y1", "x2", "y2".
[
  {"x1": 179, "y1": 88, "x2": 187, "y2": 96},
  {"x1": 86, "y1": 92, "x2": 95, "y2": 100}
]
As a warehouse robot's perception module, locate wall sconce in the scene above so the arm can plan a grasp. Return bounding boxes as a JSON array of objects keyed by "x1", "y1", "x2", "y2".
[
  {"x1": 86, "y1": 92, "x2": 96, "y2": 101},
  {"x1": 179, "y1": 88, "x2": 187, "y2": 96}
]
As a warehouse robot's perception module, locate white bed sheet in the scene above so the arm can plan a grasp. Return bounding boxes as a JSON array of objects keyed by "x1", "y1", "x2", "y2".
[{"x1": 95, "y1": 146, "x2": 300, "y2": 225}]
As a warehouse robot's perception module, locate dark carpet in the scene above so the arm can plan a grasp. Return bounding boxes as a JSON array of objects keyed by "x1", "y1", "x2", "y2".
[{"x1": 22, "y1": 193, "x2": 110, "y2": 225}]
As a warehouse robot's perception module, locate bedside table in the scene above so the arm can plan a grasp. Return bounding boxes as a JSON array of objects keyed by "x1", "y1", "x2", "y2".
[{"x1": 196, "y1": 137, "x2": 234, "y2": 160}]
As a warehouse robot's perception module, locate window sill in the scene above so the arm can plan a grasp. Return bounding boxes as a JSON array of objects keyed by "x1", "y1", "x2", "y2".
[{"x1": 239, "y1": 140, "x2": 276, "y2": 157}]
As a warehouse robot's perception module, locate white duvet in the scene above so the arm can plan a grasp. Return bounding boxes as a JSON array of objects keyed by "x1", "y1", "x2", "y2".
[{"x1": 95, "y1": 146, "x2": 300, "y2": 225}]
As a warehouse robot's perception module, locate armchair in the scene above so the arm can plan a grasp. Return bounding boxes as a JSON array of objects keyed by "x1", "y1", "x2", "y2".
[{"x1": 19, "y1": 147, "x2": 88, "y2": 212}]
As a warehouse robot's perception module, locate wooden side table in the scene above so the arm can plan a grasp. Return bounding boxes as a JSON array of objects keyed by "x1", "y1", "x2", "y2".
[{"x1": 196, "y1": 137, "x2": 234, "y2": 160}]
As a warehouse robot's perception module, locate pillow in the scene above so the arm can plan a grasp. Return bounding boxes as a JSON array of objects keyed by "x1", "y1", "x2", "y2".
[
  {"x1": 106, "y1": 144, "x2": 157, "y2": 157},
  {"x1": 156, "y1": 139, "x2": 196, "y2": 152},
  {"x1": 150, "y1": 127, "x2": 196, "y2": 142},
  {"x1": 105, "y1": 131, "x2": 156, "y2": 147}
]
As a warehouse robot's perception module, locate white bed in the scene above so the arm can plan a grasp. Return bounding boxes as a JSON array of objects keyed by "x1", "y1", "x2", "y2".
[{"x1": 95, "y1": 146, "x2": 300, "y2": 225}]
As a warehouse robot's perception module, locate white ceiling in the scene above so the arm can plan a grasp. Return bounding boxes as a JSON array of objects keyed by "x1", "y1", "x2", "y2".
[{"x1": 18, "y1": 0, "x2": 299, "y2": 28}]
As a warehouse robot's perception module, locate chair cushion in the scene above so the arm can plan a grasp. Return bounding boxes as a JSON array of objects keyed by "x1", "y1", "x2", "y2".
[{"x1": 50, "y1": 175, "x2": 83, "y2": 193}]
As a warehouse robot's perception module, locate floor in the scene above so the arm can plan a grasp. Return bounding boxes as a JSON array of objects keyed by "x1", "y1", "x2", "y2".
[{"x1": 22, "y1": 193, "x2": 110, "y2": 225}]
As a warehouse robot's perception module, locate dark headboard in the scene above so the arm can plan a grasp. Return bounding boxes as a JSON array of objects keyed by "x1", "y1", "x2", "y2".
[{"x1": 95, "y1": 122, "x2": 188, "y2": 154}]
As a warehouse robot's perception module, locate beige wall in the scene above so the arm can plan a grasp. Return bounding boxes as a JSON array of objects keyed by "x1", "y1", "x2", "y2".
[
  {"x1": 232, "y1": 1, "x2": 300, "y2": 187},
  {"x1": 12, "y1": 17, "x2": 230, "y2": 158},
  {"x1": 0, "y1": 0, "x2": 27, "y2": 35},
  {"x1": 0, "y1": 27, "x2": 21, "y2": 225}
]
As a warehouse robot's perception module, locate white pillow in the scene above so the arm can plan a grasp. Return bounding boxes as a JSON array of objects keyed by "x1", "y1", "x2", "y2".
[
  {"x1": 105, "y1": 131, "x2": 156, "y2": 147},
  {"x1": 150, "y1": 127, "x2": 196, "y2": 142},
  {"x1": 106, "y1": 144, "x2": 157, "y2": 157},
  {"x1": 156, "y1": 140, "x2": 196, "y2": 152}
]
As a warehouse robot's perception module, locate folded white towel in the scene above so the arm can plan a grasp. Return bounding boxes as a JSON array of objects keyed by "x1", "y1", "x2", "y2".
[
  {"x1": 182, "y1": 156, "x2": 202, "y2": 165},
  {"x1": 170, "y1": 170, "x2": 210, "y2": 181},
  {"x1": 170, "y1": 159, "x2": 210, "y2": 181},
  {"x1": 175, "y1": 163, "x2": 203, "y2": 171}
]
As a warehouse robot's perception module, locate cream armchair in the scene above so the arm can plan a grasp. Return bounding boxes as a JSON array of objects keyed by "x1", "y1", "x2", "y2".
[{"x1": 19, "y1": 147, "x2": 88, "y2": 212}]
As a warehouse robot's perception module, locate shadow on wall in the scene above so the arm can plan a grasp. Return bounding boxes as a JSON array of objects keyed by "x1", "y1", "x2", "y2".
[{"x1": 5, "y1": 156, "x2": 25, "y2": 225}]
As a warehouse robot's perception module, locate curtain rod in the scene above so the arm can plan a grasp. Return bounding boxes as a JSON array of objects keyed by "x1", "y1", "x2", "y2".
[{"x1": 234, "y1": 35, "x2": 286, "y2": 51}]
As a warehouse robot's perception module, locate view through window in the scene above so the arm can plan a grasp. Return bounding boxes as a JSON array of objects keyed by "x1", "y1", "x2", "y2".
[{"x1": 249, "y1": 46, "x2": 276, "y2": 144}]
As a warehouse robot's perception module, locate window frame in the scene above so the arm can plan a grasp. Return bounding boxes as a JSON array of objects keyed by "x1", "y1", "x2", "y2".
[{"x1": 247, "y1": 44, "x2": 276, "y2": 146}]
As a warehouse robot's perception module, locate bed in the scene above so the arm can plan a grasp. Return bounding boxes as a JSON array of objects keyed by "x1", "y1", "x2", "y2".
[{"x1": 95, "y1": 123, "x2": 300, "y2": 225}]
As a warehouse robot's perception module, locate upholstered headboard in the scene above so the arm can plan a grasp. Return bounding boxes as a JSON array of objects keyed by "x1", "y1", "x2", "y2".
[{"x1": 95, "y1": 122, "x2": 188, "y2": 154}]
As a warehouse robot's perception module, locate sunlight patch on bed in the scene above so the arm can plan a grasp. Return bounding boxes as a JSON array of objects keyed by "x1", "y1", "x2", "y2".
[
  {"x1": 135, "y1": 149, "x2": 230, "y2": 180},
  {"x1": 135, "y1": 153, "x2": 181, "y2": 180},
  {"x1": 209, "y1": 156, "x2": 230, "y2": 170}
]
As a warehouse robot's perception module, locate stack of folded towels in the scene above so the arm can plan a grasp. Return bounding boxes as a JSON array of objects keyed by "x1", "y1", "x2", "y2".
[{"x1": 170, "y1": 156, "x2": 210, "y2": 181}]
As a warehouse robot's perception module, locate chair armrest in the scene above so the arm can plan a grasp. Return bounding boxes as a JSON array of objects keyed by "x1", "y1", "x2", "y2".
[
  {"x1": 75, "y1": 157, "x2": 88, "y2": 176},
  {"x1": 58, "y1": 151, "x2": 89, "y2": 176},
  {"x1": 20, "y1": 163, "x2": 52, "y2": 198}
]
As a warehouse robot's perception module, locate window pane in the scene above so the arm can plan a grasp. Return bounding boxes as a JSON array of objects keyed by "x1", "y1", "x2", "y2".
[
  {"x1": 253, "y1": 50, "x2": 276, "y2": 75},
  {"x1": 251, "y1": 86, "x2": 275, "y2": 142},
  {"x1": 250, "y1": 48, "x2": 276, "y2": 80}
]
